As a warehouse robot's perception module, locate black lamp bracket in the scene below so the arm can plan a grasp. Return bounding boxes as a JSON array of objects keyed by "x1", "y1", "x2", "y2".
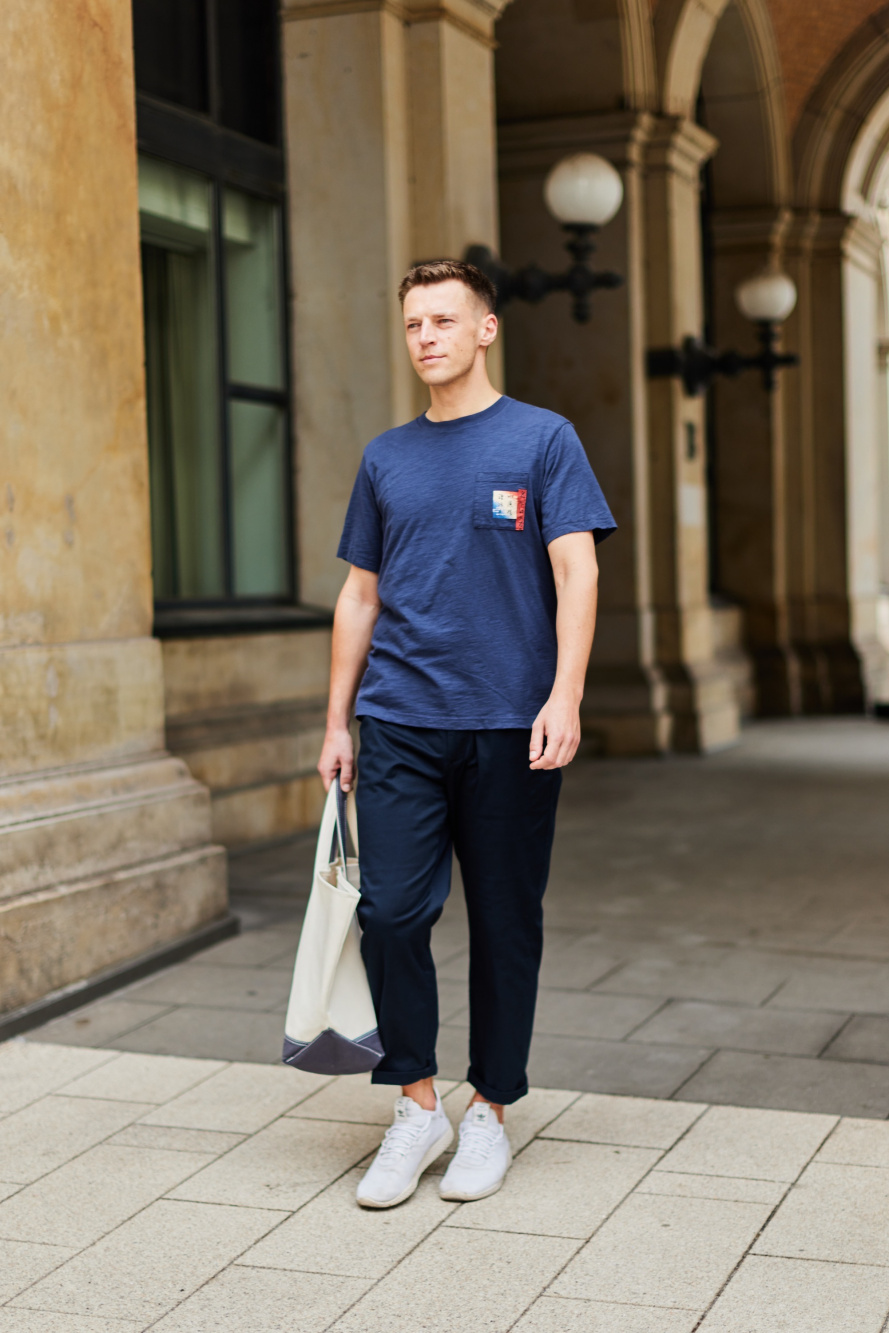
[
  {"x1": 466, "y1": 226, "x2": 622, "y2": 325},
  {"x1": 647, "y1": 322, "x2": 799, "y2": 396}
]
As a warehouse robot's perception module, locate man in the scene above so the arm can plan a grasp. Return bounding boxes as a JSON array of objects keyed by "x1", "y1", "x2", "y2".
[{"x1": 317, "y1": 258, "x2": 615, "y2": 1209}]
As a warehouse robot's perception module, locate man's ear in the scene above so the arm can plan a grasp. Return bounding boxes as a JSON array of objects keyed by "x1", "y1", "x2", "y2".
[{"x1": 479, "y1": 312, "x2": 499, "y2": 348}]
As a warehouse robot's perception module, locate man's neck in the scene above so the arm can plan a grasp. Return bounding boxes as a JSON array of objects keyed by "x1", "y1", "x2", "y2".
[{"x1": 426, "y1": 369, "x2": 501, "y2": 423}]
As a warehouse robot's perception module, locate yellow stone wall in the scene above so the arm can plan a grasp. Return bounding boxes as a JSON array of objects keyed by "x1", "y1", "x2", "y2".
[
  {"x1": 0, "y1": 0, "x2": 226, "y2": 1016},
  {"x1": 1, "y1": 0, "x2": 152, "y2": 652}
]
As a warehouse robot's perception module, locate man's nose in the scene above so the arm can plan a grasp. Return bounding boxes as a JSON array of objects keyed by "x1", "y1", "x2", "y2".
[{"x1": 419, "y1": 320, "x2": 437, "y2": 344}]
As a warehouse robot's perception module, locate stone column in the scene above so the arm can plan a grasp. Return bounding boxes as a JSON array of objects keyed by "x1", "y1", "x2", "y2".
[
  {"x1": 404, "y1": 0, "x2": 509, "y2": 395},
  {"x1": 498, "y1": 111, "x2": 671, "y2": 755},
  {"x1": 0, "y1": 1, "x2": 226, "y2": 1015},
  {"x1": 282, "y1": 0, "x2": 509, "y2": 608},
  {"x1": 841, "y1": 217, "x2": 889, "y2": 707},
  {"x1": 644, "y1": 116, "x2": 741, "y2": 751},
  {"x1": 783, "y1": 212, "x2": 867, "y2": 712},
  {"x1": 708, "y1": 208, "x2": 801, "y2": 715}
]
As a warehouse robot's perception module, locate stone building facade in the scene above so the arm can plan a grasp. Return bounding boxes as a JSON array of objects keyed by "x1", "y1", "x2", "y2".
[{"x1": 2, "y1": 0, "x2": 889, "y2": 1015}]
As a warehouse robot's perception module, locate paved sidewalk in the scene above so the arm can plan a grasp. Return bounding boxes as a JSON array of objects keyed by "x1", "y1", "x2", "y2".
[
  {"x1": 32, "y1": 718, "x2": 889, "y2": 1118},
  {"x1": 5, "y1": 1039, "x2": 889, "y2": 1331}
]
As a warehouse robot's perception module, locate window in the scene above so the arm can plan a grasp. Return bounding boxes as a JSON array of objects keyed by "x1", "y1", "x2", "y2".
[
  {"x1": 133, "y1": 0, "x2": 294, "y2": 616},
  {"x1": 133, "y1": 0, "x2": 208, "y2": 114},
  {"x1": 132, "y1": 0, "x2": 279, "y2": 144}
]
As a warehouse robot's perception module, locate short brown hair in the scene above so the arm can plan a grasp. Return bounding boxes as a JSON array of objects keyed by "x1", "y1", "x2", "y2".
[{"x1": 398, "y1": 258, "x2": 497, "y2": 314}]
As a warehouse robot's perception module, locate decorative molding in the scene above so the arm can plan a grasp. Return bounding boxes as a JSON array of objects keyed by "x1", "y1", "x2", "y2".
[
  {"x1": 842, "y1": 213, "x2": 883, "y2": 273},
  {"x1": 645, "y1": 115, "x2": 718, "y2": 182},
  {"x1": 707, "y1": 206, "x2": 793, "y2": 255},
  {"x1": 622, "y1": 0, "x2": 658, "y2": 112},
  {"x1": 497, "y1": 110, "x2": 655, "y2": 179},
  {"x1": 282, "y1": 0, "x2": 512, "y2": 44},
  {"x1": 783, "y1": 209, "x2": 856, "y2": 264}
]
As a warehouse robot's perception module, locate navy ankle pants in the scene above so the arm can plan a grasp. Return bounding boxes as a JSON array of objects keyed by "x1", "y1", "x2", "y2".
[{"x1": 355, "y1": 717, "x2": 562, "y2": 1105}]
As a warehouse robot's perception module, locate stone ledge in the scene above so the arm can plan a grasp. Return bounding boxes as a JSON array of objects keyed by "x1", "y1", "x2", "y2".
[
  {"x1": 0, "y1": 912, "x2": 239, "y2": 1043},
  {"x1": 0, "y1": 845, "x2": 228, "y2": 1013},
  {"x1": 0, "y1": 756, "x2": 214, "y2": 900}
]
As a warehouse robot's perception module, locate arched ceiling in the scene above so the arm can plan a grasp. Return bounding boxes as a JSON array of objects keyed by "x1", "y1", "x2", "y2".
[
  {"x1": 794, "y1": 4, "x2": 889, "y2": 209},
  {"x1": 699, "y1": 2, "x2": 783, "y2": 207},
  {"x1": 658, "y1": 0, "x2": 790, "y2": 205}
]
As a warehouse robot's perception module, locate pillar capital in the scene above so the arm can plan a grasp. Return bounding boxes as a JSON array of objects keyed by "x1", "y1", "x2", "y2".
[
  {"x1": 498, "y1": 110, "x2": 655, "y2": 180},
  {"x1": 645, "y1": 115, "x2": 718, "y2": 183},
  {"x1": 282, "y1": 0, "x2": 512, "y2": 45},
  {"x1": 842, "y1": 214, "x2": 883, "y2": 272},
  {"x1": 707, "y1": 207, "x2": 793, "y2": 258}
]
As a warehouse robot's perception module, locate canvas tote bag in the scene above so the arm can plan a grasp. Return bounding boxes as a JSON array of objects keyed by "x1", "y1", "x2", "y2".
[{"x1": 282, "y1": 776, "x2": 383, "y2": 1075}]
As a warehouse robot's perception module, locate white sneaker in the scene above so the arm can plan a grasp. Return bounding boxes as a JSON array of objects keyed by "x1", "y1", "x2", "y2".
[
  {"x1": 356, "y1": 1090, "x2": 454, "y2": 1209},
  {"x1": 439, "y1": 1101, "x2": 512, "y2": 1201}
]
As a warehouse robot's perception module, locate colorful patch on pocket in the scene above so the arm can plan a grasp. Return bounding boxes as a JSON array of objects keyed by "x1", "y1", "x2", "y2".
[{"x1": 491, "y1": 488, "x2": 527, "y2": 530}]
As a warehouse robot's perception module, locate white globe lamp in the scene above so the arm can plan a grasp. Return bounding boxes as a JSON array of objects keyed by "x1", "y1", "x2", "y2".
[
  {"x1": 543, "y1": 153, "x2": 624, "y2": 229},
  {"x1": 735, "y1": 269, "x2": 797, "y2": 324},
  {"x1": 462, "y1": 151, "x2": 624, "y2": 323}
]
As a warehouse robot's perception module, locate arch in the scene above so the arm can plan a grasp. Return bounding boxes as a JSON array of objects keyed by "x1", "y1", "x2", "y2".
[
  {"x1": 494, "y1": 0, "x2": 656, "y2": 122},
  {"x1": 837, "y1": 82, "x2": 889, "y2": 705},
  {"x1": 786, "y1": 24, "x2": 889, "y2": 710},
  {"x1": 795, "y1": 6, "x2": 889, "y2": 210},
  {"x1": 656, "y1": 0, "x2": 791, "y2": 207},
  {"x1": 843, "y1": 85, "x2": 889, "y2": 214}
]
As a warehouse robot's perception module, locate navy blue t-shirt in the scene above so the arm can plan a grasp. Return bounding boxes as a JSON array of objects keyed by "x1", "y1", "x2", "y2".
[{"x1": 337, "y1": 395, "x2": 616, "y2": 729}]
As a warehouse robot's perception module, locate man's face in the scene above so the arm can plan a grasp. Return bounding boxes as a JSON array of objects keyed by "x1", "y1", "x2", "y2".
[{"x1": 403, "y1": 280, "x2": 497, "y2": 386}]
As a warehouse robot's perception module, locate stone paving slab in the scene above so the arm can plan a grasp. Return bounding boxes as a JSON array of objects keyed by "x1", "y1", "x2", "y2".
[
  {"x1": 697, "y1": 1255, "x2": 889, "y2": 1333},
  {"x1": 823, "y1": 1015, "x2": 889, "y2": 1063},
  {"x1": 630, "y1": 998, "x2": 848, "y2": 1056},
  {"x1": 513, "y1": 1297, "x2": 699, "y2": 1332},
  {"x1": 28, "y1": 998, "x2": 178, "y2": 1049},
  {"x1": 676, "y1": 1048, "x2": 889, "y2": 1117},
  {"x1": 101, "y1": 1004, "x2": 287, "y2": 1063},
  {"x1": 6, "y1": 1039, "x2": 889, "y2": 1332}
]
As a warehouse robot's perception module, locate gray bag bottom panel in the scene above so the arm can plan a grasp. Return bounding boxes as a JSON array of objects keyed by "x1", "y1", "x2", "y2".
[{"x1": 283, "y1": 1027, "x2": 384, "y2": 1076}]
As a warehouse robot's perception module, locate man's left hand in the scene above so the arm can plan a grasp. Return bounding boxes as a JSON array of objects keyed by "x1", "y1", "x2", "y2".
[{"x1": 529, "y1": 693, "x2": 582, "y2": 770}]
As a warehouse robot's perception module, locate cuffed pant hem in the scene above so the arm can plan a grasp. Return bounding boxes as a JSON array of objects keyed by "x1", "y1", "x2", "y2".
[
  {"x1": 468, "y1": 1069, "x2": 528, "y2": 1106},
  {"x1": 371, "y1": 1062, "x2": 438, "y2": 1086}
]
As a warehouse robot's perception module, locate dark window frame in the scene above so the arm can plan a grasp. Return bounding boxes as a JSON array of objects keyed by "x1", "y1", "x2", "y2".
[{"x1": 135, "y1": 3, "x2": 313, "y2": 633}]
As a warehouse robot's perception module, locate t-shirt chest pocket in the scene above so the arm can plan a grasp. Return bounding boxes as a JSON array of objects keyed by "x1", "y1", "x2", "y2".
[{"x1": 473, "y1": 473, "x2": 531, "y2": 532}]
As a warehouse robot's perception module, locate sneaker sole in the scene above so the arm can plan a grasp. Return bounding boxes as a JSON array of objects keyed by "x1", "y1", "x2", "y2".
[
  {"x1": 439, "y1": 1150, "x2": 513, "y2": 1202},
  {"x1": 356, "y1": 1122, "x2": 455, "y2": 1209}
]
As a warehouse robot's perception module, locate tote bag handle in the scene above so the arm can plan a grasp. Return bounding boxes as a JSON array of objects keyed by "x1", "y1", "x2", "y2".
[{"x1": 312, "y1": 773, "x2": 357, "y2": 884}]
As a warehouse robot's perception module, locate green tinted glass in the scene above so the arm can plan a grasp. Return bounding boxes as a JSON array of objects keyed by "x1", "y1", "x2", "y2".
[
  {"x1": 139, "y1": 157, "x2": 225, "y2": 599},
  {"x1": 223, "y1": 190, "x2": 284, "y2": 389},
  {"x1": 230, "y1": 401, "x2": 290, "y2": 596}
]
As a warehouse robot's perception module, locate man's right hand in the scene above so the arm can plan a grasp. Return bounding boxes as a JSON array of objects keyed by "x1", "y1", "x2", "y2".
[{"x1": 317, "y1": 727, "x2": 355, "y2": 792}]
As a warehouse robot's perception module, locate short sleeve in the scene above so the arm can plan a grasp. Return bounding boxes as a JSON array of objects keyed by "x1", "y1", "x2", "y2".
[
  {"x1": 337, "y1": 455, "x2": 383, "y2": 572},
  {"x1": 540, "y1": 423, "x2": 617, "y2": 546}
]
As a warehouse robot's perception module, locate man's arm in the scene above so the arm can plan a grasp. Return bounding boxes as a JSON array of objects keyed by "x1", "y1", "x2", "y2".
[
  {"x1": 317, "y1": 565, "x2": 381, "y2": 791},
  {"x1": 529, "y1": 531, "x2": 599, "y2": 771}
]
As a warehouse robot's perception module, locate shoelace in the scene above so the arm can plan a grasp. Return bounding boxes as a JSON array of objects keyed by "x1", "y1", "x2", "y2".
[
  {"x1": 377, "y1": 1119, "x2": 426, "y2": 1164},
  {"x1": 454, "y1": 1121, "x2": 500, "y2": 1166}
]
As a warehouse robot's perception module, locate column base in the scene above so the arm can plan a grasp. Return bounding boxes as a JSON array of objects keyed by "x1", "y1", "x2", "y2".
[
  {"x1": 1, "y1": 847, "x2": 227, "y2": 1015},
  {"x1": 662, "y1": 660, "x2": 742, "y2": 753},
  {"x1": 750, "y1": 644, "x2": 803, "y2": 717},
  {"x1": 0, "y1": 755, "x2": 227, "y2": 1015},
  {"x1": 795, "y1": 641, "x2": 866, "y2": 714},
  {"x1": 581, "y1": 664, "x2": 673, "y2": 756}
]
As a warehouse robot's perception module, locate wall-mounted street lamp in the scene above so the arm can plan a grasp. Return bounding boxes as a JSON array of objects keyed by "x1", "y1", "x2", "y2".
[
  {"x1": 647, "y1": 268, "x2": 800, "y2": 397},
  {"x1": 465, "y1": 153, "x2": 624, "y2": 324}
]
